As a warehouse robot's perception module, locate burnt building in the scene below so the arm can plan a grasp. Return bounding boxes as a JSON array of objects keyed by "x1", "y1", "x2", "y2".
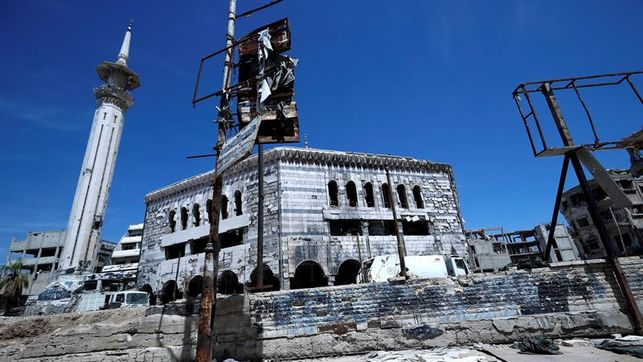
[
  {"x1": 137, "y1": 147, "x2": 467, "y2": 302},
  {"x1": 560, "y1": 169, "x2": 643, "y2": 258}
]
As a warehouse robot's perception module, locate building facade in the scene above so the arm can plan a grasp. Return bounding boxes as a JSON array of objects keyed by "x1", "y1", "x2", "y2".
[
  {"x1": 137, "y1": 147, "x2": 466, "y2": 302},
  {"x1": 5, "y1": 229, "x2": 115, "y2": 296},
  {"x1": 466, "y1": 224, "x2": 579, "y2": 272},
  {"x1": 111, "y1": 223, "x2": 143, "y2": 265},
  {"x1": 560, "y1": 169, "x2": 643, "y2": 258}
]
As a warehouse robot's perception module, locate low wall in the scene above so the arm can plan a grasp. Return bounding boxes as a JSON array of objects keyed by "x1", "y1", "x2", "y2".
[
  {"x1": 214, "y1": 257, "x2": 642, "y2": 360},
  {"x1": 0, "y1": 257, "x2": 641, "y2": 361}
]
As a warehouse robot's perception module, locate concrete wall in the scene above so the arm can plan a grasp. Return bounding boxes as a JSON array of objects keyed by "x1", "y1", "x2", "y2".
[
  {"x1": 1, "y1": 257, "x2": 642, "y2": 361},
  {"x1": 213, "y1": 257, "x2": 642, "y2": 360}
]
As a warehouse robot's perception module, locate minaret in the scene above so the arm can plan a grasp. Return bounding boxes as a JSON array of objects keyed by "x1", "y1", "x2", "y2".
[{"x1": 60, "y1": 23, "x2": 140, "y2": 272}]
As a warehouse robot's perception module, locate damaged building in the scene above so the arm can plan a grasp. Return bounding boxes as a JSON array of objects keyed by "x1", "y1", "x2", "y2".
[
  {"x1": 466, "y1": 223, "x2": 579, "y2": 272},
  {"x1": 561, "y1": 169, "x2": 643, "y2": 258},
  {"x1": 137, "y1": 147, "x2": 467, "y2": 302},
  {"x1": 5, "y1": 230, "x2": 116, "y2": 296}
]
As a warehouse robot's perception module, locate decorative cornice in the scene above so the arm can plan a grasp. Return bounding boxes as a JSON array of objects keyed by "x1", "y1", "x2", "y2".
[
  {"x1": 94, "y1": 84, "x2": 133, "y2": 110},
  {"x1": 145, "y1": 147, "x2": 454, "y2": 203}
]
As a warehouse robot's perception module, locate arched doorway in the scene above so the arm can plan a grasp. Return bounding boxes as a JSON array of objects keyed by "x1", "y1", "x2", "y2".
[
  {"x1": 248, "y1": 264, "x2": 280, "y2": 292},
  {"x1": 187, "y1": 275, "x2": 203, "y2": 299},
  {"x1": 159, "y1": 280, "x2": 179, "y2": 304},
  {"x1": 335, "y1": 259, "x2": 361, "y2": 285},
  {"x1": 219, "y1": 271, "x2": 241, "y2": 295},
  {"x1": 140, "y1": 284, "x2": 156, "y2": 305},
  {"x1": 291, "y1": 261, "x2": 328, "y2": 289}
]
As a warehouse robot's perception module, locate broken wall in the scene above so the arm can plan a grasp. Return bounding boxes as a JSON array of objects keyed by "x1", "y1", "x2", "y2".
[
  {"x1": 2, "y1": 257, "x2": 642, "y2": 361},
  {"x1": 215, "y1": 257, "x2": 643, "y2": 360}
]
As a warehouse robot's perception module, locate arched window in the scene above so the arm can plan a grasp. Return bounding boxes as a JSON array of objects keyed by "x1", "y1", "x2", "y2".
[
  {"x1": 140, "y1": 284, "x2": 156, "y2": 305},
  {"x1": 249, "y1": 263, "x2": 280, "y2": 292},
  {"x1": 159, "y1": 280, "x2": 179, "y2": 304},
  {"x1": 397, "y1": 185, "x2": 409, "y2": 209},
  {"x1": 187, "y1": 275, "x2": 203, "y2": 299},
  {"x1": 168, "y1": 210, "x2": 176, "y2": 233},
  {"x1": 381, "y1": 183, "x2": 391, "y2": 208},
  {"x1": 413, "y1": 186, "x2": 424, "y2": 209},
  {"x1": 234, "y1": 190, "x2": 243, "y2": 216},
  {"x1": 206, "y1": 199, "x2": 213, "y2": 224},
  {"x1": 363, "y1": 182, "x2": 375, "y2": 207},
  {"x1": 180, "y1": 207, "x2": 189, "y2": 230},
  {"x1": 335, "y1": 259, "x2": 361, "y2": 285},
  {"x1": 192, "y1": 204, "x2": 201, "y2": 226},
  {"x1": 346, "y1": 181, "x2": 358, "y2": 207},
  {"x1": 328, "y1": 181, "x2": 339, "y2": 206},
  {"x1": 219, "y1": 271, "x2": 241, "y2": 295},
  {"x1": 291, "y1": 261, "x2": 328, "y2": 289},
  {"x1": 221, "y1": 195, "x2": 229, "y2": 220}
]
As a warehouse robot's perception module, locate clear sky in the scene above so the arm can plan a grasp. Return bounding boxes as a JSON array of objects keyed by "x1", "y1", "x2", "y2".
[{"x1": 0, "y1": 1, "x2": 641, "y2": 262}]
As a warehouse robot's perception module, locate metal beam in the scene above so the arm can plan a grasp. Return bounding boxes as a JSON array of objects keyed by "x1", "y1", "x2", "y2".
[
  {"x1": 385, "y1": 168, "x2": 407, "y2": 278},
  {"x1": 543, "y1": 154, "x2": 569, "y2": 262}
]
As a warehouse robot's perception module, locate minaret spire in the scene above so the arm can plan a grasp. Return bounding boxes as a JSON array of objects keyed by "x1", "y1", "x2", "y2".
[
  {"x1": 59, "y1": 23, "x2": 140, "y2": 274},
  {"x1": 116, "y1": 20, "x2": 133, "y2": 66}
]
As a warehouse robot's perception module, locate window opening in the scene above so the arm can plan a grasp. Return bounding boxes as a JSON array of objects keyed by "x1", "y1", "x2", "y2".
[
  {"x1": 180, "y1": 207, "x2": 188, "y2": 230},
  {"x1": 346, "y1": 181, "x2": 358, "y2": 207},
  {"x1": 397, "y1": 185, "x2": 409, "y2": 208},
  {"x1": 412, "y1": 186, "x2": 424, "y2": 209},
  {"x1": 234, "y1": 191, "x2": 243, "y2": 216},
  {"x1": 381, "y1": 183, "x2": 391, "y2": 208},
  {"x1": 328, "y1": 181, "x2": 339, "y2": 206},
  {"x1": 363, "y1": 182, "x2": 375, "y2": 207}
]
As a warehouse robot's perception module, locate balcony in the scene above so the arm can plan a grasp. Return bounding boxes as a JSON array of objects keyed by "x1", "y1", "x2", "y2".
[{"x1": 21, "y1": 256, "x2": 59, "y2": 266}]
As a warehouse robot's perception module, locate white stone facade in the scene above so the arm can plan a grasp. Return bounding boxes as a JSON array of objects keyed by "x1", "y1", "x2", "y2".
[{"x1": 137, "y1": 147, "x2": 466, "y2": 301}]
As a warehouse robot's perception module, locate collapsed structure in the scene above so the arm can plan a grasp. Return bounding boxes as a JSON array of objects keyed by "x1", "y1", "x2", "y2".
[
  {"x1": 466, "y1": 224, "x2": 580, "y2": 272},
  {"x1": 5, "y1": 231, "x2": 114, "y2": 297},
  {"x1": 137, "y1": 147, "x2": 467, "y2": 301},
  {"x1": 561, "y1": 169, "x2": 643, "y2": 258}
]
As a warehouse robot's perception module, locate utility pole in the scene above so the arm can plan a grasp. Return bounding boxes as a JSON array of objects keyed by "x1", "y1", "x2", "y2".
[
  {"x1": 385, "y1": 168, "x2": 407, "y2": 278},
  {"x1": 196, "y1": 1, "x2": 236, "y2": 361}
]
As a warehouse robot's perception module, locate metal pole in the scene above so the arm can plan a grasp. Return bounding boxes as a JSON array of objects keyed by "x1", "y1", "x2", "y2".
[
  {"x1": 257, "y1": 143, "x2": 264, "y2": 290},
  {"x1": 541, "y1": 83, "x2": 643, "y2": 332},
  {"x1": 196, "y1": 0, "x2": 236, "y2": 360},
  {"x1": 385, "y1": 168, "x2": 407, "y2": 278},
  {"x1": 172, "y1": 255, "x2": 181, "y2": 302},
  {"x1": 356, "y1": 233, "x2": 362, "y2": 264},
  {"x1": 196, "y1": 175, "x2": 223, "y2": 362},
  {"x1": 544, "y1": 154, "x2": 570, "y2": 262},
  {"x1": 609, "y1": 207, "x2": 628, "y2": 257}
]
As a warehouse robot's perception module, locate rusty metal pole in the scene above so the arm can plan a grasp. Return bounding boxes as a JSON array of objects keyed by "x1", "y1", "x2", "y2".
[
  {"x1": 356, "y1": 233, "x2": 362, "y2": 264},
  {"x1": 196, "y1": 1, "x2": 236, "y2": 361},
  {"x1": 257, "y1": 143, "x2": 265, "y2": 290},
  {"x1": 543, "y1": 154, "x2": 570, "y2": 262},
  {"x1": 541, "y1": 82, "x2": 643, "y2": 332},
  {"x1": 385, "y1": 167, "x2": 407, "y2": 278}
]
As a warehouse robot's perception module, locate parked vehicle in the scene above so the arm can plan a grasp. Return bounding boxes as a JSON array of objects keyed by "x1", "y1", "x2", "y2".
[
  {"x1": 358, "y1": 254, "x2": 469, "y2": 283},
  {"x1": 75, "y1": 290, "x2": 149, "y2": 312}
]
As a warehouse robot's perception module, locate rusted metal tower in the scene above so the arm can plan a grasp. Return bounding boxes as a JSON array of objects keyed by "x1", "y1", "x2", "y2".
[
  {"x1": 512, "y1": 70, "x2": 643, "y2": 332},
  {"x1": 191, "y1": 1, "x2": 298, "y2": 360}
]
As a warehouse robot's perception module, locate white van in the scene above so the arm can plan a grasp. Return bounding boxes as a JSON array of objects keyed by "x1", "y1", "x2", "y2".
[
  {"x1": 358, "y1": 254, "x2": 469, "y2": 283},
  {"x1": 75, "y1": 291, "x2": 149, "y2": 312}
]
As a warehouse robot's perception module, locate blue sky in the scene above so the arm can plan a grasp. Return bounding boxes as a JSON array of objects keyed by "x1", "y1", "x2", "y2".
[{"x1": 1, "y1": 1, "x2": 641, "y2": 262}]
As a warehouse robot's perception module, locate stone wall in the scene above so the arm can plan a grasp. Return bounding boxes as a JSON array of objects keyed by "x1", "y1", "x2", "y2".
[
  {"x1": 138, "y1": 147, "x2": 468, "y2": 295},
  {"x1": 1, "y1": 258, "x2": 641, "y2": 361},
  {"x1": 214, "y1": 258, "x2": 642, "y2": 360}
]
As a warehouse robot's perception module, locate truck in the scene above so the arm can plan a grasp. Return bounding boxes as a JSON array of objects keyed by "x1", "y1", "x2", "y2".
[{"x1": 358, "y1": 254, "x2": 469, "y2": 283}]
